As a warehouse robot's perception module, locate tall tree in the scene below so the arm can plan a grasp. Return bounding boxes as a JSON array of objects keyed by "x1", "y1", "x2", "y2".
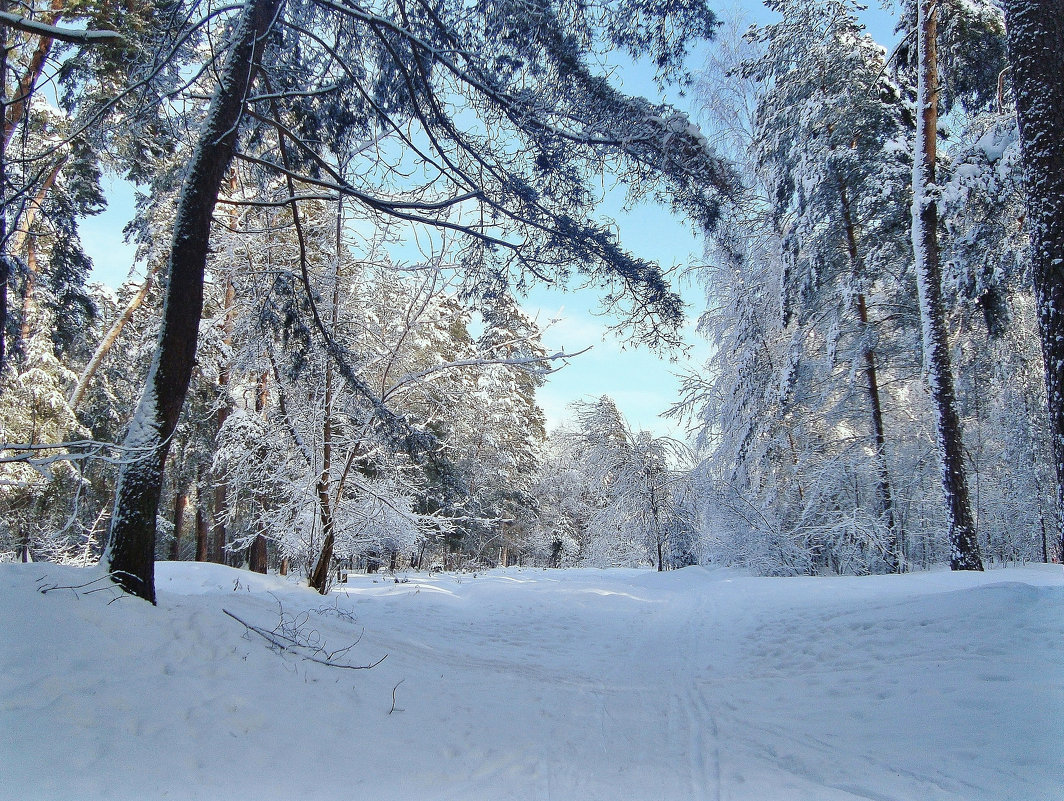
[
  {"x1": 103, "y1": 0, "x2": 737, "y2": 601},
  {"x1": 104, "y1": 0, "x2": 284, "y2": 602},
  {"x1": 910, "y1": 0, "x2": 982, "y2": 570},
  {"x1": 745, "y1": 0, "x2": 913, "y2": 571},
  {"x1": 1003, "y1": 0, "x2": 1064, "y2": 560}
]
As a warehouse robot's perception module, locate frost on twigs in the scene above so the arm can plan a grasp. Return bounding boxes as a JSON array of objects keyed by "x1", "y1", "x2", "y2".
[{"x1": 223, "y1": 597, "x2": 386, "y2": 671}]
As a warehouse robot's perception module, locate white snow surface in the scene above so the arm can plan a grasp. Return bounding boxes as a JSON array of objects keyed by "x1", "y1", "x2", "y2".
[{"x1": 2, "y1": 562, "x2": 1062, "y2": 801}]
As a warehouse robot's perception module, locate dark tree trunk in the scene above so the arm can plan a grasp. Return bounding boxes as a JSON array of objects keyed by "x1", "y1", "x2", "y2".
[
  {"x1": 169, "y1": 490, "x2": 187, "y2": 561},
  {"x1": 912, "y1": 0, "x2": 982, "y2": 571},
  {"x1": 211, "y1": 481, "x2": 229, "y2": 564},
  {"x1": 102, "y1": 0, "x2": 284, "y2": 602},
  {"x1": 857, "y1": 293, "x2": 900, "y2": 571},
  {"x1": 248, "y1": 368, "x2": 270, "y2": 574},
  {"x1": 195, "y1": 504, "x2": 209, "y2": 562},
  {"x1": 249, "y1": 534, "x2": 268, "y2": 573},
  {"x1": 308, "y1": 523, "x2": 334, "y2": 592},
  {"x1": 1005, "y1": 0, "x2": 1064, "y2": 561},
  {"x1": 308, "y1": 229, "x2": 343, "y2": 595}
]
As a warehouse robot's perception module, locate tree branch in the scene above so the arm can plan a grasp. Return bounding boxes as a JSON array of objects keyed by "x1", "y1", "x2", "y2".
[{"x1": 0, "y1": 11, "x2": 124, "y2": 44}]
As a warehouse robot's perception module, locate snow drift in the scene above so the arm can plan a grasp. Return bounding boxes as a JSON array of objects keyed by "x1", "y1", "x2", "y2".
[{"x1": 2, "y1": 562, "x2": 1061, "y2": 800}]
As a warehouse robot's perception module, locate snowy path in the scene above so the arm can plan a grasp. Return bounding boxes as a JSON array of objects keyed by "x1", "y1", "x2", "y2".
[{"x1": 2, "y1": 563, "x2": 1062, "y2": 800}]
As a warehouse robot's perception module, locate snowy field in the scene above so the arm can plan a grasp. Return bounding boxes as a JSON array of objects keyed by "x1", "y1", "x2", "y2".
[{"x1": 2, "y1": 562, "x2": 1062, "y2": 801}]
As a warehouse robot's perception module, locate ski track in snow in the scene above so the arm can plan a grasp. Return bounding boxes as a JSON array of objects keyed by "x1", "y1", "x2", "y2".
[{"x1": 1, "y1": 563, "x2": 1062, "y2": 801}]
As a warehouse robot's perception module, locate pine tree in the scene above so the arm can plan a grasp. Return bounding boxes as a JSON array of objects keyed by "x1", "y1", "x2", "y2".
[
  {"x1": 745, "y1": 0, "x2": 914, "y2": 570},
  {"x1": 909, "y1": 0, "x2": 983, "y2": 570},
  {"x1": 1003, "y1": 0, "x2": 1064, "y2": 561}
]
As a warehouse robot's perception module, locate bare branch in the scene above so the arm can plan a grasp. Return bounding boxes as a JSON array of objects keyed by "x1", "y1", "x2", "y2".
[{"x1": 223, "y1": 608, "x2": 388, "y2": 670}]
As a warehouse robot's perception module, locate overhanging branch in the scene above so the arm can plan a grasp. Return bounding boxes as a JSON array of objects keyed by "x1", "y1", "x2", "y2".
[{"x1": 0, "y1": 11, "x2": 124, "y2": 44}]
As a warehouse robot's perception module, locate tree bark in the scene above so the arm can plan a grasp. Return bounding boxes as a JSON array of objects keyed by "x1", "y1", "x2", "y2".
[
  {"x1": 912, "y1": 0, "x2": 983, "y2": 571},
  {"x1": 249, "y1": 533, "x2": 268, "y2": 573},
  {"x1": 1, "y1": 0, "x2": 11, "y2": 374},
  {"x1": 3, "y1": 0, "x2": 62, "y2": 145},
  {"x1": 103, "y1": 0, "x2": 284, "y2": 602},
  {"x1": 12, "y1": 155, "x2": 64, "y2": 358},
  {"x1": 856, "y1": 292, "x2": 900, "y2": 570},
  {"x1": 308, "y1": 198, "x2": 345, "y2": 594},
  {"x1": 308, "y1": 290, "x2": 338, "y2": 594},
  {"x1": 169, "y1": 490, "x2": 187, "y2": 561},
  {"x1": 195, "y1": 500, "x2": 209, "y2": 563},
  {"x1": 248, "y1": 368, "x2": 270, "y2": 572},
  {"x1": 1004, "y1": 0, "x2": 1064, "y2": 561}
]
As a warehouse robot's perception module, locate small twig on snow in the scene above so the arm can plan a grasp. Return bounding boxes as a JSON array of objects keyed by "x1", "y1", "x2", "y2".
[{"x1": 389, "y1": 679, "x2": 406, "y2": 714}]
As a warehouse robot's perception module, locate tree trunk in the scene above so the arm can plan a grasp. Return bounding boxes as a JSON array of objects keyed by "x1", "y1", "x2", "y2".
[
  {"x1": 1004, "y1": 0, "x2": 1064, "y2": 561},
  {"x1": 13, "y1": 156, "x2": 65, "y2": 359},
  {"x1": 307, "y1": 341, "x2": 336, "y2": 593},
  {"x1": 840, "y1": 176, "x2": 901, "y2": 571},
  {"x1": 1, "y1": 5, "x2": 11, "y2": 375},
  {"x1": 248, "y1": 368, "x2": 270, "y2": 573},
  {"x1": 210, "y1": 187, "x2": 239, "y2": 564},
  {"x1": 856, "y1": 293, "x2": 901, "y2": 570},
  {"x1": 308, "y1": 200, "x2": 344, "y2": 594},
  {"x1": 3, "y1": 0, "x2": 62, "y2": 144},
  {"x1": 912, "y1": 0, "x2": 983, "y2": 571},
  {"x1": 210, "y1": 453, "x2": 228, "y2": 561},
  {"x1": 169, "y1": 490, "x2": 187, "y2": 561},
  {"x1": 102, "y1": 0, "x2": 284, "y2": 602},
  {"x1": 249, "y1": 534, "x2": 268, "y2": 573},
  {"x1": 18, "y1": 240, "x2": 38, "y2": 356},
  {"x1": 195, "y1": 500, "x2": 209, "y2": 563}
]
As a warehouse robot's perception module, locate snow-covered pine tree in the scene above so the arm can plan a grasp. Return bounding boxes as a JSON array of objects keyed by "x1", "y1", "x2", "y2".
[
  {"x1": 744, "y1": 0, "x2": 915, "y2": 571},
  {"x1": 569, "y1": 396, "x2": 694, "y2": 571},
  {"x1": 906, "y1": 0, "x2": 985, "y2": 570},
  {"x1": 1003, "y1": 0, "x2": 1064, "y2": 561}
]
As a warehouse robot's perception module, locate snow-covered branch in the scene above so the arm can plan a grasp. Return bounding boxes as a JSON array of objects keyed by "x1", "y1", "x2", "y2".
[{"x1": 0, "y1": 11, "x2": 124, "y2": 44}]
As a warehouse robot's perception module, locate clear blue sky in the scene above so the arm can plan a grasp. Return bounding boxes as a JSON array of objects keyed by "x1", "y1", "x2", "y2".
[{"x1": 80, "y1": 1, "x2": 899, "y2": 443}]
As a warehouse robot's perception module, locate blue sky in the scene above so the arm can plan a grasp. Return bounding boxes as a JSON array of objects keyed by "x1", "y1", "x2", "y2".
[{"x1": 79, "y1": 1, "x2": 899, "y2": 443}]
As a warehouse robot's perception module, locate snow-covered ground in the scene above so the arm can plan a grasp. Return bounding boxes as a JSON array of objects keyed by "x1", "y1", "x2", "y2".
[{"x1": 2, "y1": 562, "x2": 1061, "y2": 801}]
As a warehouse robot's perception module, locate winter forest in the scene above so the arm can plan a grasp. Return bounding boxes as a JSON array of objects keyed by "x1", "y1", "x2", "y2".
[
  {"x1": 2, "y1": 0, "x2": 1063, "y2": 798},
  {"x1": 3, "y1": 0, "x2": 1063, "y2": 589}
]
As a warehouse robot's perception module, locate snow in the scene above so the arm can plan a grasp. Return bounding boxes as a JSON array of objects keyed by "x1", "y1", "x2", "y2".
[{"x1": 2, "y1": 562, "x2": 1062, "y2": 800}]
